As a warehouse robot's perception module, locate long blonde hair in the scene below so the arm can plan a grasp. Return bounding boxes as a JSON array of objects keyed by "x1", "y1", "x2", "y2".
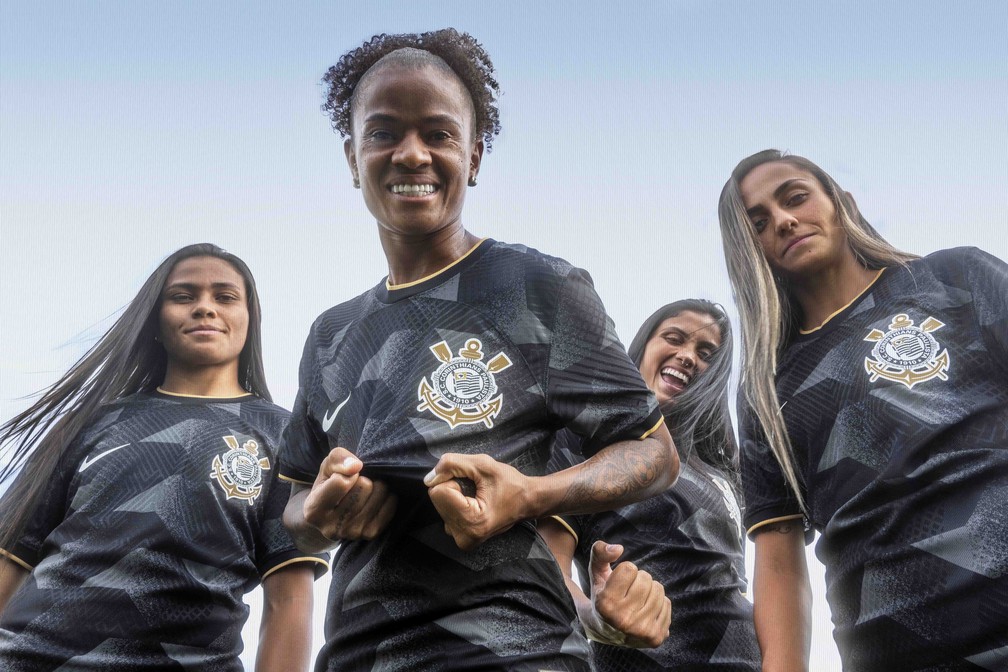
[{"x1": 718, "y1": 150, "x2": 917, "y2": 511}]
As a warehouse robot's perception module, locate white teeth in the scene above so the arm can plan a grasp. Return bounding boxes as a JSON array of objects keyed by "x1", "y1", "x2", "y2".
[
  {"x1": 391, "y1": 184, "x2": 436, "y2": 195},
  {"x1": 661, "y1": 367, "x2": 689, "y2": 384}
]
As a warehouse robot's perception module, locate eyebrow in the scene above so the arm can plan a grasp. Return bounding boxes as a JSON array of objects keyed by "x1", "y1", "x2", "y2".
[
  {"x1": 163, "y1": 282, "x2": 243, "y2": 293},
  {"x1": 362, "y1": 112, "x2": 464, "y2": 127},
  {"x1": 745, "y1": 178, "x2": 811, "y2": 218},
  {"x1": 661, "y1": 324, "x2": 722, "y2": 351}
]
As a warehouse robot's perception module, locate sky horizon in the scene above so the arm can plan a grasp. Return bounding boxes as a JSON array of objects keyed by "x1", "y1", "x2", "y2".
[{"x1": 3, "y1": 3, "x2": 1008, "y2": 669}]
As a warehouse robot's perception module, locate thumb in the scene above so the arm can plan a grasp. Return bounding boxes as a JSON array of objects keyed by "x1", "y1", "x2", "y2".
[{"x1": 589, "y1": 540, "x2": 623, "y2": 584}]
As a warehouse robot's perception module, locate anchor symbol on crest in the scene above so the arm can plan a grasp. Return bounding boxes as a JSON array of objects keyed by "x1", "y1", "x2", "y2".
[
  {"x1": 417, "y1": 338, "x2": 512, "y2": 429},
  {"x1": 864, "y1": 313, "x2": 950, "y2": 389}
]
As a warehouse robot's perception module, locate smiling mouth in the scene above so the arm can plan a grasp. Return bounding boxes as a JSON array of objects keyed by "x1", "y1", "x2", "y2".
[
  {"x1": 784, "y1": 234, "x2": 814, "y2": 255},
  {"x1": 391, "y1": 184, "x2": 437, "y2": 196},
  {"x1": 660, "y1": 367, "x2": 689, "y2": 386}
]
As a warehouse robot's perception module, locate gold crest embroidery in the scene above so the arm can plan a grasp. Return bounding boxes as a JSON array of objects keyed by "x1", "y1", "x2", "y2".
[
  {"x1": 417, "y1": 338, "x2": 512, "y2": 429},
  {"x1": 864, "y1": 314, "x2": 950, "y2": 389},
  {"x1": 211, "y1": 435, "x2": 270, "y2": 505}
]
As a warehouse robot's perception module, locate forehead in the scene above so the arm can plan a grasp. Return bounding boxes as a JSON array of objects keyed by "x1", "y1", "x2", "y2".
[
  {"x1": 165, "y1": 256, "x2": 244, "y2": 288},
  {"x1": 738, "y1": 161, "x2": 820, "y2": 207},
  {"x1": 652, "y1": 311, "x2": 722, "y2": 347},
  {"x1": 353, "y1": 60, "x2": 474, "y2": 125}
]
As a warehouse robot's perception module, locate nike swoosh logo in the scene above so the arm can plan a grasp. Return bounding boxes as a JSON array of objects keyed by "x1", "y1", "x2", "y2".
[
  {"x1": 321, "y1": 393, "x2": 352, "y2": 432},
  {"x1": 79, "y1": 443, "x2": 131, "y2": 472}
]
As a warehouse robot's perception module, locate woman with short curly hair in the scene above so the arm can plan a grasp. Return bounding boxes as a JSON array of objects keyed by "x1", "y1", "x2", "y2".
[{"x1": 280, "y1": 29, "x2": 678, "y2": 671}]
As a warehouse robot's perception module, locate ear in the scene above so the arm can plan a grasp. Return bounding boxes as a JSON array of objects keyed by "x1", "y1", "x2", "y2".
[
  {"x1": 344, "y1": 138, "x2": 359, "y2": 187},
  {"x1": 468, "y1": 140, "x2": 485, "y2": 184}
]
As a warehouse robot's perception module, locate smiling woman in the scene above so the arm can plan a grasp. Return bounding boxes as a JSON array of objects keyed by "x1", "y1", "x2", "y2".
[
  {"x1": 0, "y1": 244, "x2": 327, "y2": 672},
  {"x1": 278, "y1": 29, "x2": 678, "y2": 672}
]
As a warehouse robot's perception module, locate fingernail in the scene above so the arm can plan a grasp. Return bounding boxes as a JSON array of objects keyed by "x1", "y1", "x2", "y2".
[
  {"x1": 607, "y1": 544, "x2": 620, "y2": 553},
  {"x1": 343, "y1": 456, "x2": 361, "y2": 469},
  {"x1": 423, "y1": 468, "x2": 437, "y2": 485}
]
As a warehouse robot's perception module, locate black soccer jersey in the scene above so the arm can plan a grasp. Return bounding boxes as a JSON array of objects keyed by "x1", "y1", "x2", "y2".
[
  {"x1": 740, "y1": 247, "x2": 1008, "y2": 671},
  {"x1": 0, "y1": 391, "x2": 328, "y2": 672},
  {"x1": 280, "y1": 239, "x2": 663, "y2": 672},
  {"x1": 552, "y1": 432, "x2": 760, "y2": 672}
]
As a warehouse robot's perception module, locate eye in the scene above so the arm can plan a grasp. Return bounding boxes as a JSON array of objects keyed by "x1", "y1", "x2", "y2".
[
  {"x1": 699, "y1": 348, "x2": 715, "y2": 362},
  {"x1": 367, "y1": 129, "x2": 394, "y2": 142},
  {"x1": 751, "y1": 217, "x2": 768, "y2": 234},
  {"x1": 217, "y1": 293, "x2": 241, "y2": 303},
  {"x1": 664, "y1": 332, "x2": 684, "y2": 345},
  {"x1": 429, "y1": 130, "x2": 451, "y2": 142},
  {"x1": 785, "y1": 192, "x2": 808, "y2": 207},
  {"x1": 167, "y1": 292, "x2": 193, "y2": 303}
]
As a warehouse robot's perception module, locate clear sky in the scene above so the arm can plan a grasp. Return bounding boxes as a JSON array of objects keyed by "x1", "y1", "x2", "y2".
[{"x1": 3, "y1": 2, "x2": 1007, "y2": 669}]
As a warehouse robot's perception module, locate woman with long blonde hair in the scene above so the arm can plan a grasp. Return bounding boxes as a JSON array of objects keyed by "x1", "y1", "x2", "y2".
[{"x1": 719, "y1": 149, "x2": 1008, "y2": 671}]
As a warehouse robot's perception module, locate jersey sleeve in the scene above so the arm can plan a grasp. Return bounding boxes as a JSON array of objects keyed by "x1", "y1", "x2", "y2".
[
  {"x1": 962, "y1": 247, "x2": 1008, "y2": 364},
  {"x1": 279, "y1": 323, "x2": 329, "y2": 486},
  {"x1": 737, "y1": 397, "x2": 811, "y2": 543},
  {"x1": 254, "y1": 469, "x2": 329, "y2": 580},
  {"x1": 545, "y1": 268, "x2": 663, "y2": 456},
  {"x1": 0, "y1": 447, "x2": 77, "y2": 570}
]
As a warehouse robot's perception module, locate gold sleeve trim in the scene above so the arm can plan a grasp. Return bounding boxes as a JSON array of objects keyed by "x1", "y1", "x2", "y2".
[
  {"x1": 639, "y1": 414, "x2": 666, "y2": 440},
  {"x1": 547, "y1": 515, "x2": 579, "y2": 545},
  {"x1": 0, "y1": 547, "x2": 34, "y2": 571},
  {"x1": 279, "y1": 474, "x2": 314, "y2": 486},
  {"x1": 261, "y1": 556, "x2": 330, "y2": 580},
  {"x1": 385, "y1": 239, "x2": 486, "y2": 290},
  {"x1": 747, "y1": 514, "x2": 806, "y2": 539}
]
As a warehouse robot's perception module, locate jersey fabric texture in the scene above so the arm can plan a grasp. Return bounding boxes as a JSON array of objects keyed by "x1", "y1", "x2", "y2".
[
  {"x1": 552, "y1": 431, "x2": 760, "y2": 672},
  {"x1": 0, "y1": 391, "x2": 328, "y2": 672},
  {"x1": 280, "y1": 239, "x2": 663, "y2": 672},
  {"x1": 740, "y1": 247, "x2": 1008, "y2": 671}
]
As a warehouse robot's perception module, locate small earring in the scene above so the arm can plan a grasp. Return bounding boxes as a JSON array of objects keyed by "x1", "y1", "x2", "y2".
[
  {"x1": 468, "y1": 176, "x2": 478, "y2": 187},
  {"x1": 353, "y1": 177, "x2": 360, "y2": 188}
]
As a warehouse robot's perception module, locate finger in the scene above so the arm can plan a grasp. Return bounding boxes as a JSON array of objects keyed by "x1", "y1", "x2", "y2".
[
  {"x1": 361, "y1": 490, "x2": 399, "y2": 540},
  {"x1": 348, "y1": 481, "x2": 397, "y2": 540},
  {"x1": 304, "y1": 470, "x2": 360, "y2": 517},
  {"x1": 319, "y1": 448, "x2": 363, "y2": 480},
  {"x1": 588, "y1": 540, "x2": 623, "y2": 586},
  {"x1": 318, "y1": 475, "x2": 375, "y2": 539},
  {"x1": 602, "y1": 559, "x2": 639, "y2": 599},
  {"x1": 424, "y1": 453, "x2": 476, "y2": 487}
]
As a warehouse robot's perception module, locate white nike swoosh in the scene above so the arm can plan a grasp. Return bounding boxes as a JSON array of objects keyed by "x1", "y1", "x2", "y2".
[
  {"x1": 79, "y1": 443, "x2": 131, "y2": 472},
  {"x1": 321, "y1": 392, "x2": 352, "y2": 432}
]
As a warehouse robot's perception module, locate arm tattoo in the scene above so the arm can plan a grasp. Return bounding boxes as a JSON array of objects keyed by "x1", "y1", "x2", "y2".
[{"x1": 555, "y1": 438, "x2": 668, "y2": 513}]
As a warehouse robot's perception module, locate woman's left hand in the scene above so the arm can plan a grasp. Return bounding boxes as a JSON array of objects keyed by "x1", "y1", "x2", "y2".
[{"x1": 424, "y1": 453, "x2": 530, "y2": 551}]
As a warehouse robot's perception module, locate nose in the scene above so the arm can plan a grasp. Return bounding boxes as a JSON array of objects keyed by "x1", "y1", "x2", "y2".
[
  {"x1": 773, "y1": 209, "x2": 798, "y2": 235},
  {"x1": 675, "y1": 348, "x2": 695, "y2": 369},
  {"x1": 192, "y1": 294, "x2": 217, "y2": 317},
  {"x1": 392, "y1": 131, "x2": 431, "y2": 169}
]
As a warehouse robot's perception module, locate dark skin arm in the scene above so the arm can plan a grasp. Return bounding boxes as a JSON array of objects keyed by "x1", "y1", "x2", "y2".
[
  {"x1": 425, "y1": 423, "x2": 678, "y2": 551},
  {"x1": 254, "y1": 564, "x2": 315, "y2": 672},
  {"x1": 753, "y1": 518, "x2": 812, "y2": 672}
]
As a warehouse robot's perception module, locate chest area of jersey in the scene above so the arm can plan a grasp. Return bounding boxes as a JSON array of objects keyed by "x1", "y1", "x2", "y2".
[
  {"x1": 70, "y1": 414, "x2": 275, "y2": 512},
  {"x1": 316, "y1": 309, "x2": 543, "y2": 447}
]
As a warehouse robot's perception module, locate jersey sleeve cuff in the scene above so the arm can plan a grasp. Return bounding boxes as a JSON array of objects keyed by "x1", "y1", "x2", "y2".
[
  {"x1": 278, "y1": 469, "x2": 316, "y2": 487},
  {"x1": 746, "y1": 513, "x2": 813, "y2": 544},
  {"x1": 0, "y1": 547, "x2": 34, "y2": 571},
  {"x1": 547, "y1": 515, "x2": 579, "y2": 545},
  {"x1": 260, "y1": 553, "x2": 330, "y2": 581}
]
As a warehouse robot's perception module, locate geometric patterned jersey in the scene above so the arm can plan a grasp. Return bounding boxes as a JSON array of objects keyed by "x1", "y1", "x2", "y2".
[
  {"x1": 740, "y1": 247, "x2": 1008, "y2": 671},
  {"x1": 552, "y1": 432, "x2": 760, "y2": 672},
  {"x1": 0, "y1": 391, "x2": 328, "y2": 672},
  {"x1": 279, "y1": 239, "x2": 663, "y2": 672}
]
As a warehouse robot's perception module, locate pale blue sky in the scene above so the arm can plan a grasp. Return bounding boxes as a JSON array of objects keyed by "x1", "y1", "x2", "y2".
[{"x1": 3, "y1": 3, "x2": 1007, "y2": 669}]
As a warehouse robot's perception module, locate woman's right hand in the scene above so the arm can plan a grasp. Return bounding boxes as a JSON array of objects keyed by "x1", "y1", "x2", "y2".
[{"x1": 583, "y1": 540, "x2": 672, "y2": 648}]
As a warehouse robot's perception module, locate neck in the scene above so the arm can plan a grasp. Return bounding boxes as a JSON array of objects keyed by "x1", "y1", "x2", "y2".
[
  {"x1": 380, "y1": 224, "x2": 479, "y2": 286},
  {"x1": 161, "y1": 362, "x2": 246, "y2": 398},
  {"x1": 792, "y1": 260, "x2": 879, "y2": 331}
]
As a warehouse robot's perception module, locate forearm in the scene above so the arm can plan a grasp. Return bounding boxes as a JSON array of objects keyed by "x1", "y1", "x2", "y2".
[
  {"x1": 0, "y1": 557, "x2": 29, "y2": 615},
  {"x1": 255, "y1": 567, "x2": 314, "y2": 672},
  {"x1": 531, "y1": 424, "x2": 678, "y2": 518},
  {"x1": 753, "y1": 521, "x2": 812, "y2": 672},
  {"x1": 282, "y1": 486, "x2": 338, "y2": 554}
]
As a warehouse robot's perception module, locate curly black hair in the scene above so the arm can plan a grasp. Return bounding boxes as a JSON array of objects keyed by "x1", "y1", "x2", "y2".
[{"x1": 322, "y1": 28, "x2": 502, "y2": 150}]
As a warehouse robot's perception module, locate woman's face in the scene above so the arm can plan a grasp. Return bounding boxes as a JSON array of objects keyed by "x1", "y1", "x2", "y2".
[
  {"x1": 344, "y1": 61, "x2": 483, "y2": 240},
  {"x1": 638, "y1": 310, "x2": 722, "y2": 406},
  {"x1": 158, "y1": 256, "x2": 249, "y2": 375},
  {"x1": 738, "y1": 161, "x2": 850, "y2": 282}
]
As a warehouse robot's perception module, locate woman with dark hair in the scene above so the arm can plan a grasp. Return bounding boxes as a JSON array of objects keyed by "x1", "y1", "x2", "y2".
[
  {"x1": 0, "y1": 244, "x2": 327, "y2": 671},
  {"x1": 541, "y1": 299, "x2": 762, "y2": 671},
  {"x1": 279, "y1": 28, "x2": 677, "y2": 672},
  {"x1": 719, "y1": 149, "x2": 1008, "y2": 671}
]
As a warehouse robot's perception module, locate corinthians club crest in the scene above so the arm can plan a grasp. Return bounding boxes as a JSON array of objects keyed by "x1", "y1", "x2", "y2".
[
  {"x1": 417, "y1": 338, "x2": 512, "y2": 429},
  {"x1": 211, "y1": 435, "x2": 270, "y2": 505},
  {"x1": 864, "y1": 313, "x2": 950, "y2": 389}
]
